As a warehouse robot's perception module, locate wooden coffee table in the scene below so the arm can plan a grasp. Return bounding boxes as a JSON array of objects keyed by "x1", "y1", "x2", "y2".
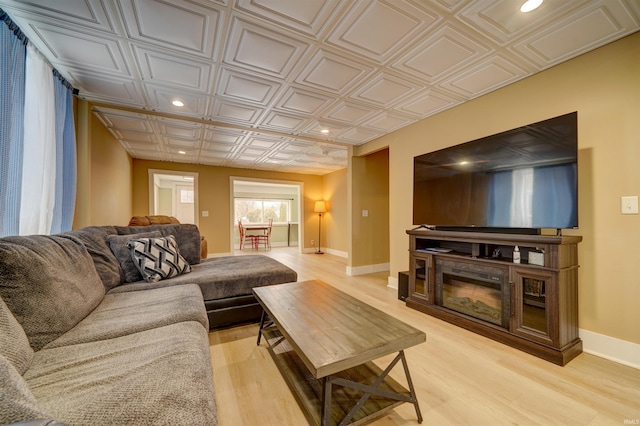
[{"x1": 253, "y1": 280, "x2": 426, "y2": 425}]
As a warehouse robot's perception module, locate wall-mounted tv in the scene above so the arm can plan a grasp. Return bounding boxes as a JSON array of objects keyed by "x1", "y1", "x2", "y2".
[{"x1": 413, "y1": 112, "x2": 578, "y2": 232}]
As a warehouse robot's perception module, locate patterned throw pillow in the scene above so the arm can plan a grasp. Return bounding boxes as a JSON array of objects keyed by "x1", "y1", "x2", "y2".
[
  {"x1": 106, "y1": 231, "x2": 163, "y2": 283},
  {"x1": 127, "y1": 235, "x2": 191, "y2": 283}
]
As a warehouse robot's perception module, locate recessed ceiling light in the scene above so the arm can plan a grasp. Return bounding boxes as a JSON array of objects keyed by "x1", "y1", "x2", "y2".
[
  {"x1": 520, "y1": 0, "x2": 543, "y2": 12},
  {"x1": 178, "y1": 150, "x2": 186, "y2": 155},
  {"x1": 320, "y1": 129, "x2": 330, "y2": 134},
  {"x1": 172, "y1": 100, "x2": 184, "y2": 107}
]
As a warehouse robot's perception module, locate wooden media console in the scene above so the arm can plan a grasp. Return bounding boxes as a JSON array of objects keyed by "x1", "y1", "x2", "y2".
[{"x1": 406, "y1": 229, "x2": 582, "y2": 366}]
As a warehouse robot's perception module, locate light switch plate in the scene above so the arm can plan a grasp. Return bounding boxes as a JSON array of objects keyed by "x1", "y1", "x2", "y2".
[
  {"x1": 621, "y1": 196, "x2": 638, "y2": 215},
  {"x1": 362, "y1": 210, "x2": 368, "y2": 217},
  {"x1": 202, "y1": 211, "x2": 209, "y2": 217}
]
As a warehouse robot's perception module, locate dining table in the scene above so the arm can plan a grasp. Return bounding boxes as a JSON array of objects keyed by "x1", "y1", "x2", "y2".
[{"x1": 242, "y1": 224, "x2": 271, "y2": 250}]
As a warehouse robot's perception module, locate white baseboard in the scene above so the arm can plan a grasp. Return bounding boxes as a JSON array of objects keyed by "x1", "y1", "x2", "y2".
[
  {"x1": 346, "y1": 263, "x2": 390, "y2": 276},
  {"x1": 326, "y1": 248, "x2": 347, "y2": 258},
  {"x1": 387, "y1": 276, "x2": 398, "y2": 289},
  {"x1": 580, "y1": 329, "x2": 640, "y2": 369},
  {"x1": 300, "y1": 247, "x2": 347, "y2": 257}
]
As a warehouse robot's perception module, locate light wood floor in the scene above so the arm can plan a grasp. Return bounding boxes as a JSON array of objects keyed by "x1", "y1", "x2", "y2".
[{"x1": 208, "y1": 248, "x2": 640, "y2": 426}]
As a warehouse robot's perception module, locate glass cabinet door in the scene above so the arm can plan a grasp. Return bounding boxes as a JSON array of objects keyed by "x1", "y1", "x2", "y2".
[
  {"x1": 511, "y1": 268, "x2": 556, "y2": 346},
  {"x1": 410, "y1": 254, "x2": 431, "y2": 301}
]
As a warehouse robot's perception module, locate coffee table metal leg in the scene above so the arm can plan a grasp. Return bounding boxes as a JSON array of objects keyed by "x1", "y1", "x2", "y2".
[
  {"x1": 320, "y1": 351, "x2": 423, "y2": 426},
  {"x1": 256, "y1": 310, "x2": 266, "y2": 346},
  {"x1": 321, "y1": 377, "x2": 332, "y2": 426},
  {"x1": 400, "y1": 350, "x2": 423, "y2": 424}
]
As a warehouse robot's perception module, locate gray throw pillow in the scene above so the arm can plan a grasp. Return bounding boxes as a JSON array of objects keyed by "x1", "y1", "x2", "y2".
[
  {"x1": 106, "y1": 231, "x2": 162, "y2": 283},
  {"x1": 127, "y1": 235, "x2": 191, "y2": 283},
  {"x1": 60, "y1": 226, "x2": 123, "y2": 291},
  {"x1": 0, "y1": 297, "x2": 34, "y2": 375},
  {"x1": 0, "y1": 235, "x2": 105, "y2": 351},
  {"x1": 0, "y1": 354, "x2": 52, "y2": 424}
]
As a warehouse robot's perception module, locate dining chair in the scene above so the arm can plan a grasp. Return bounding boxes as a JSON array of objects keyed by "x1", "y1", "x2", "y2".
[
  {"x1": 238, "y1": 220, "x2": 257, "y2": 250},
  {"x1": 255, "y1": 218, "x2": 272, "y2": 250}
]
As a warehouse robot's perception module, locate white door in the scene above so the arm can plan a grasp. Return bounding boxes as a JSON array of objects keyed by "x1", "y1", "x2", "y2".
[{"x1": 175, "y1": 184, "x2": 195, "y2": 224}]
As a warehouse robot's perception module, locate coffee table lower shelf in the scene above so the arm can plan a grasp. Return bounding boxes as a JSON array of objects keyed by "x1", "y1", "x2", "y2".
[{"x1": 262, "y1": 326, "x2": 413, "y2": 426}]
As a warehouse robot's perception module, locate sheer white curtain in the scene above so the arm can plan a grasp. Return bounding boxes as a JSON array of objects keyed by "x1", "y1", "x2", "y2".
[
  {"x1": 510, "y1": 168, "x2": 534, "y2": 228},
  {"x1": 19, "y1": 44, "x2": 56, "y2": 235}
]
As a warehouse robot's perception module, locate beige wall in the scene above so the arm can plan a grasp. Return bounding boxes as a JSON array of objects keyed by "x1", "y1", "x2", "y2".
[
  {"x1": 350, "y1": 149, "x2": 390, "y2": 268},
  {"x1": 358, "y1": 33, "x2": 640, "y2": 344},
  {"x1": 322, "y1": 168, "x2": 348, "y2": 253},
  {"x1": 73, "y1": 100, "x2": 132, "y2": 228},
  {"x1": 131, "y1": 159, "x2": 323, "y2": 254}
]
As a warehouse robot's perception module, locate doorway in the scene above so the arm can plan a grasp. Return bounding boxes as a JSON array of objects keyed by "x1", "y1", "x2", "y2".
[
  {"x1": 148, "y1": 170, "x2": 199, "y2": 225},
  {"x1": 230, "y1": 177, "x2": 303, "y2": 252}
]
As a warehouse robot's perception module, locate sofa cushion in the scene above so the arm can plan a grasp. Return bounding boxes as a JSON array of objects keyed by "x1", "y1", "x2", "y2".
[
  {"x1": 106, "y1": 231, "x2": 162, "y2": 283},
  {"x1": 115, "y1": 224, "x2": 201, "y2": 265},
  {"x1": 60, "y1": 226, "x2": 122, "y2": 291},
  {"x1": 127, "y1": 235, "x2": 191, "y2": 283},
  {"x1": 0, "y1": 235, "x2": 105, "y2": 351},
  {"x1": 0, "y1": 354, "x2": 52, "y2": 425},
  {"x1": 26, "y1": 322, "x2": 218, "y2": 426},
  {"x1": 109, "y1": 255, "x2": 298, "y2": 300},
  {"x1": 0, "y1": 297, "x2": 33, "y2": 375},
  {"x1": 45, "y1": 284, "x2": 208, "y2": 348}
]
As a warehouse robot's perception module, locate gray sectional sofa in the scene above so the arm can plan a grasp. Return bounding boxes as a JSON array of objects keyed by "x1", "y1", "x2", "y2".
[{"x1": 0, "y1": 224, "x2": 297, "y2": 425}]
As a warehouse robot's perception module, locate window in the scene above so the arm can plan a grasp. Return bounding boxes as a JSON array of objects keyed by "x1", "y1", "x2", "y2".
[
  {"x1": 180, "y1": 189, "x2": 194, "y2": 203},
  {"x1": 235, "y1": 198, "x2": 290, "y2": 224}
]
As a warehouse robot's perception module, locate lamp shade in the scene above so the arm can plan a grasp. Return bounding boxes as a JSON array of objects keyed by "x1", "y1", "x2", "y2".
[{"x1": 314, "y1": 200, "x2": 327, "y2": 213}]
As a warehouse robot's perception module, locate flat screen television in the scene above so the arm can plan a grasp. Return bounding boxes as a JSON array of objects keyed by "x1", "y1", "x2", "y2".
[{"x1": 413, "y1": 112, "x2": 578, "y2": 232}]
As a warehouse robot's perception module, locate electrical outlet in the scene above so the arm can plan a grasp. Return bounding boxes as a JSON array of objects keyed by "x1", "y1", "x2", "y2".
[{"x1": 311, "y1": 240, "x2": 315, "y2": 246}]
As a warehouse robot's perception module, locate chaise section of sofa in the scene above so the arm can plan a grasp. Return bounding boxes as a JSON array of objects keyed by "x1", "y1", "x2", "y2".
[
  {"x1": 64, "y1": 223, "x2": 298, "y2": 329},
  {"x1": 0, "y1": 233, "x2": 217, "y2": 425}
]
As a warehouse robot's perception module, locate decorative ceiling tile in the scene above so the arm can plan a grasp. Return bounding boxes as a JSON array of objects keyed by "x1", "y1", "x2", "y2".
[
  {"x1": 18, "y1": 20, "x2": 130, "y2": 76},
  {"x1": 244, "y1": 136, "x2": 283, "y2": 149},
  {"x1": 2, "y1": 0, "x2": 117, "y2": 33},
  {"x1": 391, "y1": 24, "x2": 491, "y2": 82},
  {"x1": 327, "y1": 0, "x2": 438, "y2": 63},
  {"x1": 349, "y1": 72, "x2": 420, "y2": 107},
  {"x1": 118, "y1": 0, "x2": 223, "y2": 57},
  {"x1": 71, "y1": 72, "x2": 145, "y2": 105},
  {"x1": 118, "y1": 131, "x2": 157, "y2": 143},
  {"x1": 362, "y1": 111, "x2": 416, "y2": 132},
  {"x1": 294, "y1": 48, "x2": 374, "y2": 95},
  {"x1": 216, "y1": 67, "x2": 281, "y2": 105},
  {"x1": 235, "y1": 0, "x2": 340, "y2": 37},
  {"x1": 133, "y1": 45, "x2": 213, "y2": 91},
  {"x1": 211, "y1": 100, "x2": 264, "y2": 125},
  {"x1": 274, "y1": 86, "x2": 335, "y2": 116},
  {"x1": 93, "y1": 109, "x2": 154, "y2": 132},
  {"x1": 299, "y1": 120, "x2": 349, "y2": 139},
  {"x1": 224, "y1": 16, "x2": 310, "y2": 78},
  {"x1": 337, "y1": 127, "x2": 384, "y2": 144},
  {"x1": 324, "y1": 101, "x2": 376, "y2": 124},
  {"x1": 142, "y1": 84, "x2": 208, "y2": 116},
  {"x1": 394, "y1": 89, "x2": 461, "y2": 117},
  {"x1": 458, "y1": 0, "x2": 581, "y2": 44},
  {"x1": 258, "y1": 111, "x2": 308, "y2": 132},
  {"x1": 442, "y1": 55, "x2": 528, "y2": 98},
  {"x1": 203, "y1": 128, "x2": 246, "y2": 145},
  {"x1": 512, "y1": 1, "x2": 640, "y2": 67},
  {"x1": 156, "y1": 118, "x2": 202, "y2": 140}
]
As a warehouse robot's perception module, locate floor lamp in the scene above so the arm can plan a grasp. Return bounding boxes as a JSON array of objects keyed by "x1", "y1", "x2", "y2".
[{"x1": 314, "y1": 200, "x2": 327, "y2": 254}]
